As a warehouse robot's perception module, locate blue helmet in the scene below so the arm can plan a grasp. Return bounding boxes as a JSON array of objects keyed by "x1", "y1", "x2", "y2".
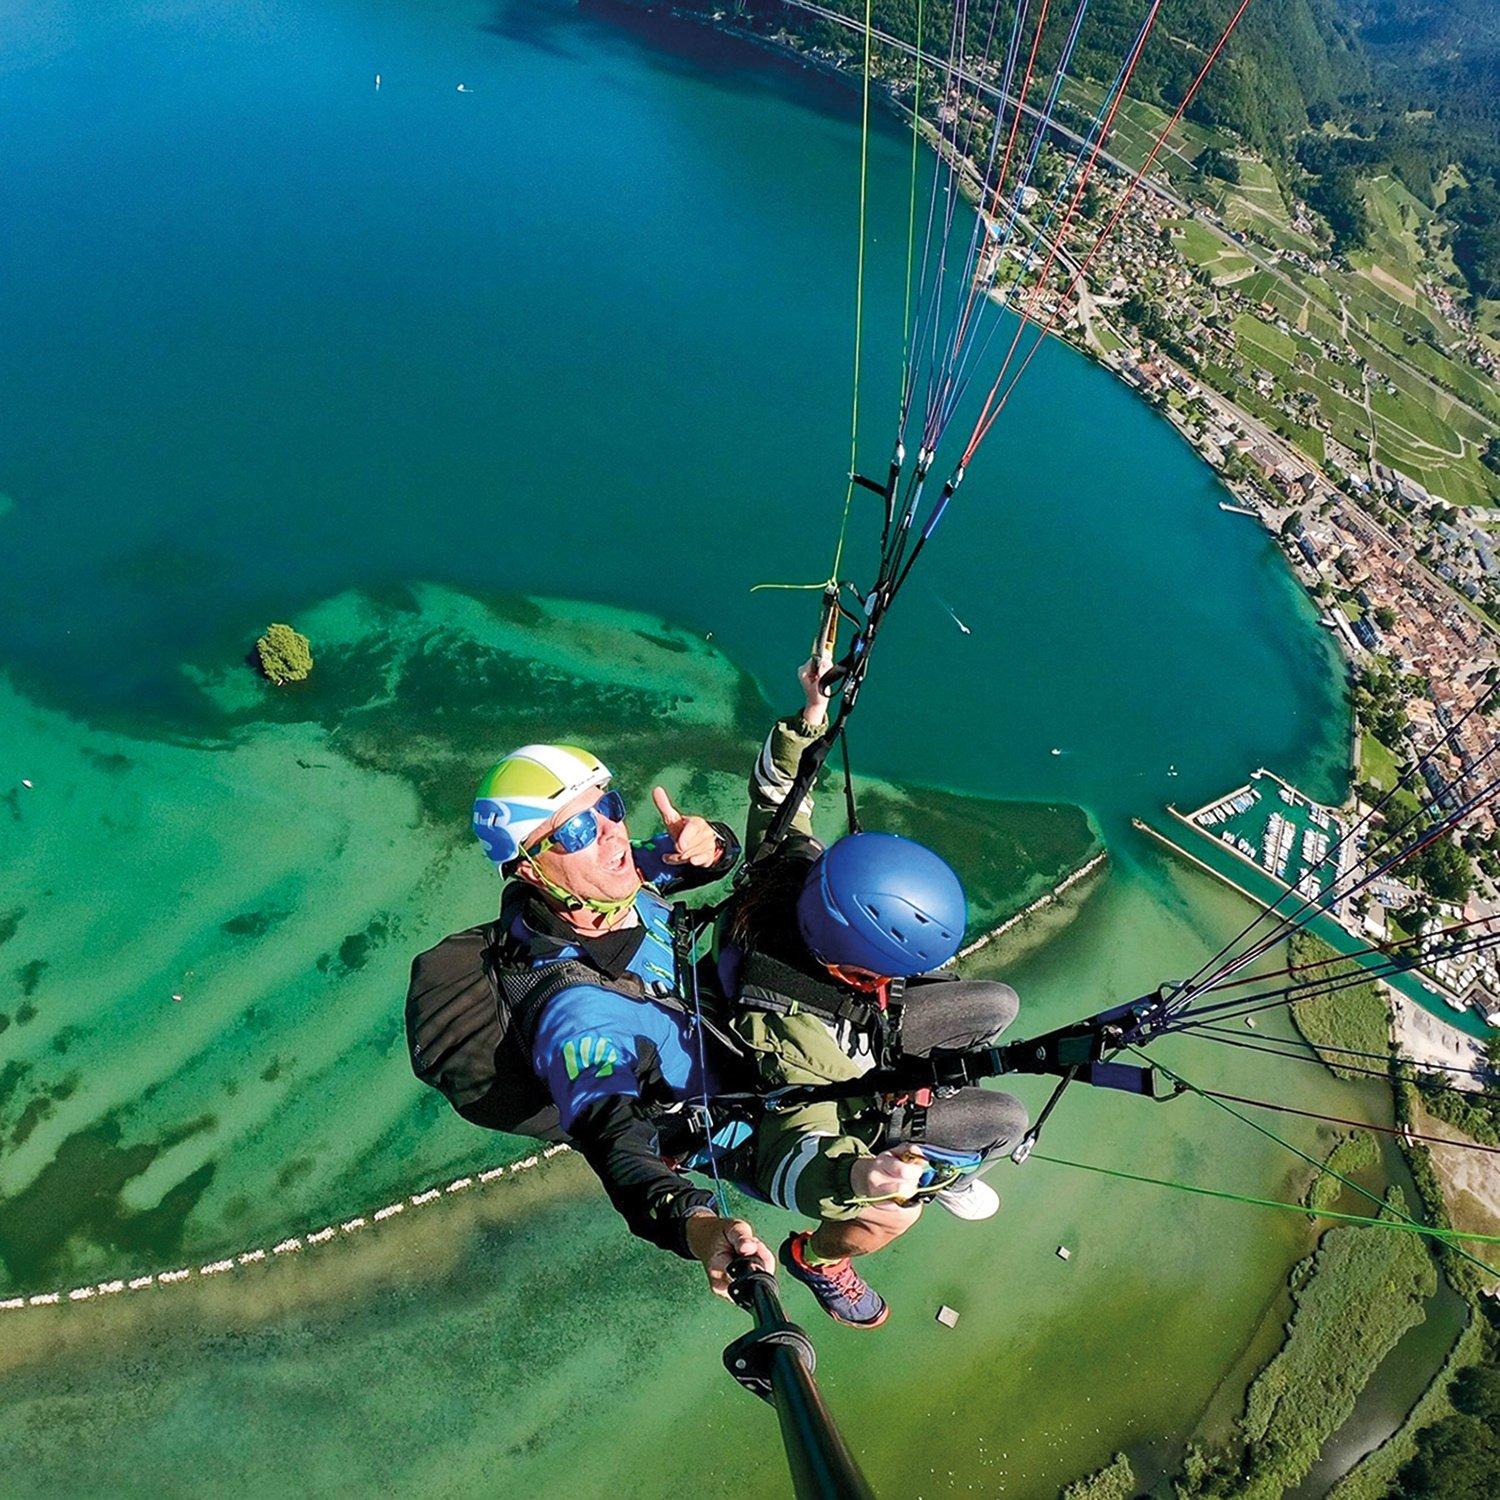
[{"x1": 796, "y1": 833, "x2": 966, "y2": 978}]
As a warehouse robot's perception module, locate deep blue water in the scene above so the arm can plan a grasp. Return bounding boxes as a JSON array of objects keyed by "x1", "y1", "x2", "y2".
[{"x1": 0, "y1": 0, "x2": 1347, "y2": 836}]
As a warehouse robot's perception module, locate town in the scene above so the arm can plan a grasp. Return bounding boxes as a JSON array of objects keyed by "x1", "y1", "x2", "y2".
[{"x1": 723, "y1": 0, "x2": 1500, "y2": 1030}]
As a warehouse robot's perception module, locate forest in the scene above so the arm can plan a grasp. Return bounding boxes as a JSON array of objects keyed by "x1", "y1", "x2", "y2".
[{"x1": 727, "y1": 0, "x2": 1500, "y2": 298}]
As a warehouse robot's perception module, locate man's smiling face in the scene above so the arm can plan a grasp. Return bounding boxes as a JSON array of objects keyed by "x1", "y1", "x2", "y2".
[{"x1": 522, "y1": 786, "x2": 639, "y2": 904}]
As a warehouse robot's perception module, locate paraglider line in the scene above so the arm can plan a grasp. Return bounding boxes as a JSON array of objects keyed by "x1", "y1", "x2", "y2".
[
  {"x1": 1032, "y1": 1153, "x2": 1500, "y2": 1257},
  {"x1": 829, "y1": 0, "x2": 878, "y2": 583},
  {"x1": 1187, "y1": 1023, "x2": 1496, "y2": 1083},
  {"x1": 1128, "y1": 1048, "x2": 1500, "y2": 1279},
  {"x1": 1194, "y1": 1089, "x2": 1500, "y2": 1155}
]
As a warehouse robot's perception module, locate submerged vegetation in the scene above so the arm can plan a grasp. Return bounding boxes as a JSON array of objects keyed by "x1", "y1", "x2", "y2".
[
  {"x1": 254, "y1": 622, "x2": 314, "y2": 685},
  {"x1": 1304, "y1": 1130, "x2": 1380, "y2": 1216},
  {"x1": 1178, "y1": 1192, "x2": 1437, "y2": 1499},
  {"x1": 1061, "y1": 1451, "x2": 1137, "y2": 1499},
  {"x1": 1288, "y1": 931, "x2": 1393, "y2": 1077},
  {"x1": 1, "y1": 585, "x2": 1101, "y2": 1291}
]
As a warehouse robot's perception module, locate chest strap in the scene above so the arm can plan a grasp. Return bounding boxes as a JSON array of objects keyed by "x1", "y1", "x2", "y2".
[{"x1": 737, "y1": 950, "x2": 885, "y2": 1031}]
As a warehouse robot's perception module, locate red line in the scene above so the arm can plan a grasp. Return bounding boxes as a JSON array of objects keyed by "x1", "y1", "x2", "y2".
[
  {"x1": 1203, "y1": 1090, "x2": 1500, "y2": 1155},
  {"x1": 961, "y1": 0, "x2": 1163, "y2": 463},
  {"x1": 964, "y1": 0, "x2": 1255, "y2": 463},
  {"x1": 947, "y1": 0, "x2": 1053, "y2": 367}
]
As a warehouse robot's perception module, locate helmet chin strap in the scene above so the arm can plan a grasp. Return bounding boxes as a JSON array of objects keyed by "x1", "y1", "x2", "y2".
[{"x1": 518, "y1": 850, "x2": 641, "y2": 924}]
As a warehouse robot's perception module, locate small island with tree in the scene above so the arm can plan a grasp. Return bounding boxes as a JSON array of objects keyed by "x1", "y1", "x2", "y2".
[{"x1": 255, "y1": 622, "x2": 313, "y2": 685}]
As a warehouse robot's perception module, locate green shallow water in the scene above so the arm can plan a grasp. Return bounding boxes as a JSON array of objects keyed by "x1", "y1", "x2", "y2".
[
  {"x1": 0, "y1": 0, "x2": 1413, "y2": 1495},
  {"x1": 0, "y1": 583, "x2": 1098, "y2": 1291}
]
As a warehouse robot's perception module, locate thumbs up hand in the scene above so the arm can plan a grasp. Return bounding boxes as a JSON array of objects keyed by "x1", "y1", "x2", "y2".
[{"x1": 652, "y1": 786, "x2": 723, "y2": 867}]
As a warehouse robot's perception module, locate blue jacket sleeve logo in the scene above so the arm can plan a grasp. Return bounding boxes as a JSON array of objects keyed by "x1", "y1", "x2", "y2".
[{"x1": 561, "y1": 1034, "x2": 622, "y2": 1081}]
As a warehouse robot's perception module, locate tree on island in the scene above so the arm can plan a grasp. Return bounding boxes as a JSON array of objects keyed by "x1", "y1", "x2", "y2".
[{"x1": 255, "y1": 623, "x2": 314, "y2": 685}]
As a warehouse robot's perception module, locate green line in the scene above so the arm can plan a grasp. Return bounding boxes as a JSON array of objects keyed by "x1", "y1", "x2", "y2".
[
  {"x1": 1032, "y1": 1153, "x2": 1500, "y2": 1251},
  {"x1": 899, "y1": 0, "x2": 924, "y2": 406},
  {"x1": 1138, "y1": 1048, "x2": 1399, "y2": 1221},
  {"x1": 829, "y1": 0, "x2": 876, "y2": 582},
  {"x1": 1129, "y1": 1048, "x2": 1500, "y2": 1278}
]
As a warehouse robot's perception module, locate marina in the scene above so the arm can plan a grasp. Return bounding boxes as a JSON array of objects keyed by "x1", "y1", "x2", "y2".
[
  {"x1": 1151, "y1": 766, "x2": 1498, "y2": 1034},
  {"x1": 1187, "y1": 769, "x2": 1347, "y2": 910}
]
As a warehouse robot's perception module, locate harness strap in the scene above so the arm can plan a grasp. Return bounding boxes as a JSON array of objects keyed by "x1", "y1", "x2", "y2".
[
  {"x1": 738, "y1": 951, "x2": 885, "y2": 1031},
  {"x1": 490, "y1": 952, "x2": 649, "y2": 1058}
]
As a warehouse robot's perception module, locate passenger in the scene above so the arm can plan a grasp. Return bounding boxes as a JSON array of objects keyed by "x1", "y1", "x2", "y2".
[
  {"x1": 717, "y1": 656, "x2": 1029, "y2": 1328},
  {"x1": 408, "y1": 743, "x2": 775, "y2": 1299}
]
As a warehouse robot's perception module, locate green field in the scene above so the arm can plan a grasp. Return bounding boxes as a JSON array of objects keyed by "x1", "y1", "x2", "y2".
[
  {"x1": 1359, "y1": 730, "x2": 1401, "y2": 793},
  {"x1": 1214, "y1": 264, "x2": 1500, "y2": 507},
  {"x1": 1356, "y1": 174, "x2": 1430, "y2": 284},
  {"x1": 1063, "y1": 80, "x2": 1226, "y2": 182},
  {"x1": 1234, "y1": 311, "x2": 1302, "y2": 367},
  {"x1": 1356, "y1": 334, "x2": 1500, "y2": 507},
  {"x1": 1094, "y1": 321, "x2": 1126, "y2": 354},
  {"x1": 1479, "y1": 298, "x2": 1500, "y2": 354},
  {"x1": 1235, "y1": 269, "x2": 1344, "y2": 343},
  {"x1": 1168, "y1": 218, "x2": 1253, "y2": 282},
  {"x1": 1213, "y1": 157, "x2": 1322, "y2": 255},
  {"x1": 1212, "y1": 286, "x2": 1494, "y2": 504},
  {"x1": 1063, "y1": 89, "x2": 1500, "y2": 507}
]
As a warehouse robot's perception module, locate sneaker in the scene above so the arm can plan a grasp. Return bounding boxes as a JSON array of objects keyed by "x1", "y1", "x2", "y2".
[
  {"x1": 934, "y1": 1177, "x2": 1000, "y2": 1221},
  {"x1": 779, "y1": 1232, "x2": 890, "y2": 1329}
]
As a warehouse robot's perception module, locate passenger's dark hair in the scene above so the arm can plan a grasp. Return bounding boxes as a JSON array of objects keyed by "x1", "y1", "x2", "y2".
[{"x1": 724, "y1": 850, "x2": 813, "y2": 952}]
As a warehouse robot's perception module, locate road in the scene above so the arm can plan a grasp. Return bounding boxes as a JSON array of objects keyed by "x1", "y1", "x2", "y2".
[
  {"x1": 774, "y1": 0, "x2": 1498, "y2": 436},
  {"x1": 1173, "y1": 358, "x2": 1500, "y2": 639},
  {"x1": 776, "y1": 0, "x2": 1187, "y2": 210}
]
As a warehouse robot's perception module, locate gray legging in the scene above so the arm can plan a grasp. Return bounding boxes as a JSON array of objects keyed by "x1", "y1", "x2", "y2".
[{"x1": 882, "y1": 978, "x2": 1029, "y2": 1174}]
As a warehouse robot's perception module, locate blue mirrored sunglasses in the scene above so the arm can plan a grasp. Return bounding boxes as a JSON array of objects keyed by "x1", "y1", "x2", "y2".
[{"x1": 530, "y1": 789, "x2": 627, "y2": 856}]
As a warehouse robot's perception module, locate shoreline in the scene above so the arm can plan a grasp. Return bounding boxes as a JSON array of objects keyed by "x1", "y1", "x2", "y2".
[
  {"x1": 1, "y1": 838, "x2": 1112, "y2": 1311},
  {"x1": 603, "y1": 1, "x2": 1497, "y2": 845},
  {"x1": 957, "y1": 848, "x2": 1109, "y2": 962},
  {"x1": 1139, "y1": 812, "x2": 1492, "y2": 1035}
]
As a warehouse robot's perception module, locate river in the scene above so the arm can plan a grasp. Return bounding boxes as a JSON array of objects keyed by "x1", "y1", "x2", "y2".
[{"x1": 0, "y1": 2, "x2": 1435, "y2": 1496}]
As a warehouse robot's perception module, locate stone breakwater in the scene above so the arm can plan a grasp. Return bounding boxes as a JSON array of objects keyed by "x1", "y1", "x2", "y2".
[
  {"x1": 2, "y1": 848, "x2": 1111, "y2": 1317},
  {"x1": 957, "y1": 851, "x2": 1109, "y2": 961},
  {"x1": 0, "y1": 1144, "x2": 574, "y2": 1315}
]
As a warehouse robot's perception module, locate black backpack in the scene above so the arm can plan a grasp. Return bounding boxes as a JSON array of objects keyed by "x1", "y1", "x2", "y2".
[{"x1": 404, "y1": 922, "x2": 568, "y2": 1142}]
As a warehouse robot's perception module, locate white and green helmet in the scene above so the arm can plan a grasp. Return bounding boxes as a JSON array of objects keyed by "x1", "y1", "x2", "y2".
[{"x1": 472, "y1": 743, "x2": 612, "y2": 867}]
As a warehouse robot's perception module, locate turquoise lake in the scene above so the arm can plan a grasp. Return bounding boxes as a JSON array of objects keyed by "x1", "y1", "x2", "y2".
[
  {"x1": 0, "y1": 2, "x2": 1402, "y2": 1496},
  {"x1": 0, "y1": 0, "x2": 1345, "y2": 821}
]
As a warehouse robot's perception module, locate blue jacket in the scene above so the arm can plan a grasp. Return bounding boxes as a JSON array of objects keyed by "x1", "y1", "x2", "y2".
[{"x1": 508, "y1": 824, "x2": 740, "y2": 1257}]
